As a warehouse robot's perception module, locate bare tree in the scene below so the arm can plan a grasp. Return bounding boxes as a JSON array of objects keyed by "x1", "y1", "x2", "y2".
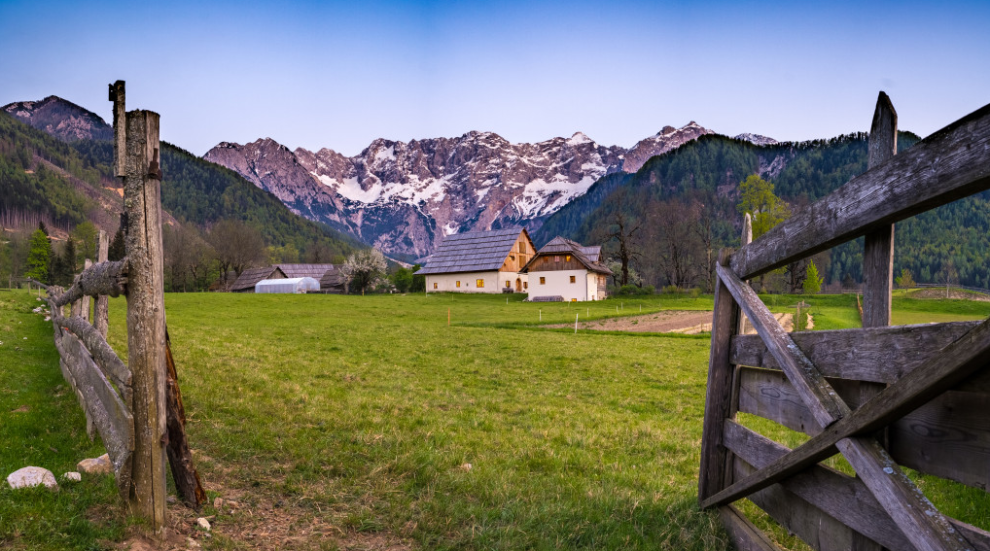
[
  {"x1": 208, "y1": 220, "x2": 266, "y2": 288},
  {"x1": 938, "y1": 259, "x2": 959, "y2": 298},
  {"x1": 646, "y1": 200, "x2": 701, "y2": 289},
  {"x1": 164, "y1": 223, "x2": 215, "y2": 292},
  {"x1": 693, "y1": 201, "x2": 718, "y2": 293},
  {"x1": 594, "y1": 211, "x2": 641, "y2": 287}
]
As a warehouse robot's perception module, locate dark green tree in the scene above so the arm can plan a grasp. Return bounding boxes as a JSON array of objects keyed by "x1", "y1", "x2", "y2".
[
  {"x1": 109, "y1": 224, "x2": 126, "y2": 261},
  {"x1": 25, "y1": 229, "x2": 50, "y2": 283}
]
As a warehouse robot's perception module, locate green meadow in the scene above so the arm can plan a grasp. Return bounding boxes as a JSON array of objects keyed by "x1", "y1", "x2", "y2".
[{"x1": 2, "y1": 288, "x2": 989, "y2": 550}]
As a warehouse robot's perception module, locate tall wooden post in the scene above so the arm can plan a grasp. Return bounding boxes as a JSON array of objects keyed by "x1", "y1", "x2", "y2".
[
  {"x1": 862, "y1": 92, "x2": 897, "y2": 327},
  {"x1": 95, "y1": 230, "x2": 109, "y2": 338},
  {"x1": 114, "y1": 81, "x2": 168, "y2": 531},
  {"x1": 738, "y1": 213, "x2": 752, "y2": 335},
  {"x1": 81, "y1": 259, "x2": 92, "y2": 322}
]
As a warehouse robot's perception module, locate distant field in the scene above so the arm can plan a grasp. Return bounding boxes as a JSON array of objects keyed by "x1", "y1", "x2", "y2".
[{"x1": 2, "y1": 289, "x2": 989, "y2": 550}]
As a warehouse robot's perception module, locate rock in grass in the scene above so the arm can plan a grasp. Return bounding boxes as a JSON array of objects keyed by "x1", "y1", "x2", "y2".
[
  {"x1": 63, "y1": 472, "x2": 82, "y2": 482},
  {"x1": 78, "y1": 454, "x2": 112, "y2": 475},
  {"x1": 197, "y1": 517, "x2": 211, "y2": 531},
  {"x1": 7, "y1": 466, "x2": 58, "y2": 489}
]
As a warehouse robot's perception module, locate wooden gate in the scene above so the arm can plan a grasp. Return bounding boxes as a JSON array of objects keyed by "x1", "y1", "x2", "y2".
[{"x1": 699, "y1": 93, "x2": 990, "y2": 551}]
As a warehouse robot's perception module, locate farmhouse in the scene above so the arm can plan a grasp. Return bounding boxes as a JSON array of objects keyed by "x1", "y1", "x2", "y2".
[
  {"x1": 521, "y1": 236, "x2": 611, "y2": 302},
  {"x1": 417, "y1": 227, "x2": 535, "y2": 293},
  {"x1": 229, "y1": 263, "x2": 344, "y2": 293}
]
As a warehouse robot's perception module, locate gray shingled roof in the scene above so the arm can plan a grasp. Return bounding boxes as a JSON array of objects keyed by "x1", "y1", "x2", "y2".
[
  {"x1": 522, "y1": 236, "x2": 612, "y2": 275},
  {"x1": 277, "y1": 264, "x2": 336, "y2": 279},
  {"x1": 230, "y1": 266, "x2": 286, "y2": 291},
  {"x1": 417, "y1": 228, "x2": 527, "y2": 275},
  {"x1": 579, "y1": 246, "x2": 602, "y2": 262}
]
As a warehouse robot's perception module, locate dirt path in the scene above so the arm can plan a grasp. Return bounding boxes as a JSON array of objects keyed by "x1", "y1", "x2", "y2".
[{"x1": 549, "y1": 310, "x2": 808, "y2": 334}]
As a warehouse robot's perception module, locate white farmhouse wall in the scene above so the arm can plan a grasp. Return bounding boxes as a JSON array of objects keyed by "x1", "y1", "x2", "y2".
[
  {"x1": 529, "y1": 268, "x2": 600, "y2": 302},
  {"x1": 426, "y1": 271, "x2": 528, "y2": 294}
]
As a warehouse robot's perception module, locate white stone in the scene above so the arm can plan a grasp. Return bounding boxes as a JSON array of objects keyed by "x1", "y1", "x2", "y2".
[
  {"x1": 78, "y1": 453, "x2": 112, "y2": 474},
  {"x1": 7, "y1": 466, "x2": 58, "y2": 489},
  {"x1": 197, "y1": 517, "x2": 211, "y2": 531},
  {"x1": 63, "y1": 472, "x2": 82, "y2": 482}
]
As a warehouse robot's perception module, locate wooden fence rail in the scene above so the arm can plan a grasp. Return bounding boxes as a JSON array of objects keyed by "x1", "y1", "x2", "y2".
[
  {"x1": 30, "y1": 81, "x2": 204, "y2": 534},
  {"x1": 699, "y1": 93, "x2": 990, "y2": 551}
]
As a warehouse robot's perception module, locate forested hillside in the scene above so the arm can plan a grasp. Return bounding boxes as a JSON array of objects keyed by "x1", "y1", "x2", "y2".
[
  {"x1": 0, "y1": 111, "x2": 363, "y2": 290},
  {"x1": 537, "y1": 131, "x2": 990, "y2": 291}
]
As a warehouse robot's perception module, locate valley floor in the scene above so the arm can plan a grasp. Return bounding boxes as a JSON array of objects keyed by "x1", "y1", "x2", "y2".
[{"x1": 2, "y1": 290, "x2": 990, "y2": 550}]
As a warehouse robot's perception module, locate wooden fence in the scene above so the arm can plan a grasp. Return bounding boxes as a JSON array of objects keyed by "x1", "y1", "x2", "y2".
[
  {"x1": 699, "y1": 93, "x2": 990, "y2": 551},
  {"x1": 33, "y1": 81, "x2": 203, "y2": 533}
]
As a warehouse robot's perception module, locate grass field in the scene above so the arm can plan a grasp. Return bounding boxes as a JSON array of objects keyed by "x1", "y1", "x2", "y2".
[{"x1": 2, "y1": 288, "x2": 989, "y2": 550}]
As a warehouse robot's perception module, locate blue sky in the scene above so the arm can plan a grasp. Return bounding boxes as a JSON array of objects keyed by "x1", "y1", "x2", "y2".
[{"x1": 1, "y1": 0, "x2": 988, "y2": 156}]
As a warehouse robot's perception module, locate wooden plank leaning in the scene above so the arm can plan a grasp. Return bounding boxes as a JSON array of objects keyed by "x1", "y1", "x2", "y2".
[
  {"x1": 730, "y1": 101, "x2": 990, "y2": 281},
  {"x1": 54, "y1": 329, "x2": 134, "y2": 499},
  {"x1": 698, "y1": 250, "x2": 741, "y2": 501},
  {"x1": 704, "y1": 310, "x2": 990, "y2": 513},
  {"x1": 706, "y1": 263, "x2": 974, "y2": 551},
  {"x1": 724, "y1": 420, "x2": 990, "y2": 551}
]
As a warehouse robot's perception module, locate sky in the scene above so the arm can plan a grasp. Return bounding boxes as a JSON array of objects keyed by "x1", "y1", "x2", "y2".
[{"x1": 1, "y1": 0, "x2": 988, "y2": 157}]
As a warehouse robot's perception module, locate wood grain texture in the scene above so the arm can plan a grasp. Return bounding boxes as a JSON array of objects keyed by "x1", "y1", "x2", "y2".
[
  {"x1": 57, "y1": 314, "x2": 131, "y2": 395},
  {"x1": 862, "y1": 91, "x2": 897, "y2": 329},
  {"x1": 698, "y1": 252, "x2": 741, "y2": 501},
  {"x1": 55, "y1": 330, "x2": 134, "y2": 499},
  {"x1": 123, "y1": 108, "x2": 168, "y2": 530},
  {"x1": 729, "y1": 321, "x2": 982, "y2": 383},
  {"x1": 736, "y1": 458, "x2": 881, "y2": 551},
  {"x1": 53, "y1": 259, "x2": 128, "y2": 307},
  {"x1": 703, "y1": 316, "x2": 990, "y2": 511},
  {"x1": 95, "y1": 229, "x2": 109, "y2": 338},
  {"x1": 725, "y1": 421, "x2": 990, "y2": 551},
  {"x1": 737, "y1": 367, "x2": 990, "y2": 490},
  {"x1": 718, "y1": 505, "x2": 783, "y2": 551},
  {"x1": 710, "y1": 265, "x2": 974, "y2": 551},
  {"x1": 715, "y1": 264, "x2": 846, "y2": 428},
  {"x1": 730, "y1": 101, "x2": 990, "y2": 280},
  {"x1": 164, "y1": 330, "x2": 206, "y2": 509}
]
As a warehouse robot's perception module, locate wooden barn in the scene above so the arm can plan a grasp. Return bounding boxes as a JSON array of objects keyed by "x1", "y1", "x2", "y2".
[
  {"x1": 521, "y1": 236, "x2": 611, "y2": 302},
  {"x1": 229, "y1": 263, "x2": 344, "y2": 293},
  {"x1": 417, "y1": 228, "x2": 535, "y2": 293}
]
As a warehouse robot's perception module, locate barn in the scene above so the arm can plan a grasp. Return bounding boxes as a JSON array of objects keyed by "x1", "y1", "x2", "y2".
[
  {"x1": 229, "y1": 263, "x2": 344, "y2": 293},
  {"x1": 417, "y1": 228, "x2": 535, "y2": 294},
  {"x1": 521, "y1": 236, "x2": 611, "y2": 302}
]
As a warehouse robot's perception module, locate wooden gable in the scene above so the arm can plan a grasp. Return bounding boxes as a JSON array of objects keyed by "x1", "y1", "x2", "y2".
[{"x1": 499, "y1": 229, "x2": 536, "y2": 272}]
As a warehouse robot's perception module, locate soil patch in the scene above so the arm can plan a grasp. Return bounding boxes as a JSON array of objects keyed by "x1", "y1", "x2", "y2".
[
  {"x1": 908, "y1": 289, "x2": 990, "y2": 302},
  {"x1": 549, "y1": 310, "x2": 804, "y2": 334}
]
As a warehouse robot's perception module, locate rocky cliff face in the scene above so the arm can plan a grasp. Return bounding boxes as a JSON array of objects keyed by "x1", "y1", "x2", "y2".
[
  {"x1": 2, "y1": 96, "x2": 113, "y2": 142},
  {"x1": 206, "y1": 123, "x2": 711, "y2": 260}
]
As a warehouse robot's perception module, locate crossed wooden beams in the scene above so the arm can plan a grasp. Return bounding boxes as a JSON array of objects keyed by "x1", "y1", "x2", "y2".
[{"x1": 700, "y1": 262, "x2": 990, "y2": 551}]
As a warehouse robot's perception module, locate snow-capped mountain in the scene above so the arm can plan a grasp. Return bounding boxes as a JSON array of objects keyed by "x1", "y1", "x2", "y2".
[
  {"x1": 205, "y1": 123, "x2": 711, "y2": 260},
  {"x1": 733, "y1": 133, "x2": 779, "y2": 146}
]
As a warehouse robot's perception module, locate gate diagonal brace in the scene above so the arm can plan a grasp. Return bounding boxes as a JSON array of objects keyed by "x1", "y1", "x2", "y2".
[{"x1": 705, "y1": 263, "x2": 975, "y2": 551}]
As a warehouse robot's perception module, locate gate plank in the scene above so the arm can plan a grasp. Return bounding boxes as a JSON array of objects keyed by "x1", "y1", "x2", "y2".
[{"x1": 731, "y1": 102, "x2": 990, "y2": 280}]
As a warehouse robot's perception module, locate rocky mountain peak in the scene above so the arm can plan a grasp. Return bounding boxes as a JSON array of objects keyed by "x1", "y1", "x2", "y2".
[
  {"x1": 2, "y1": 95, "x2": 113, "y2": 142},
  {"x1": 733, "y1": 133, "x2": 779, "y2": 146},
  {"x1": 621, "y1": 122, "x2": 713, "y2": 173}
]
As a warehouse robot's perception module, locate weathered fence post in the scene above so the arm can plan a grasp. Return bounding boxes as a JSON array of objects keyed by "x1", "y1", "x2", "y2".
[
  {"x1": 861, "y1": 92, "x2": 897, "y2": 327},
  {"x1": 738, "y1": 213, "x2": 752, "y2": 335},
  {"x1": 114, "y1": 80, "x2": 168, "y2": 531},
  {"x1": 95, "y1": 229, "x2": 109, "y2": 338},
  {"x1": 81, "y1": 259, "x2": 92, "y2": 322}
]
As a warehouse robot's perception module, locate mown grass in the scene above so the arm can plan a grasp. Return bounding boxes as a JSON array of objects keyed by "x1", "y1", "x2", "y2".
[
  {"x1": 0, "y1": 290, "x2": 127, "y2": 550},
  {"x1": 3, "y1": 288, "x2": 989, "y2": 550}
]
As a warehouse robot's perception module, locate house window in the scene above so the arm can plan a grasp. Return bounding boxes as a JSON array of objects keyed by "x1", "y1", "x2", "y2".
[
  {"x1": 433, "y1": 282, "x2": 437, "y2": 289},
  {"x1": 565, "y1": 255, "x2": 571, "y2": 262},
  {"x1": 570, "y1": 275, "x2": 576, "y2": 283},
  {"x1": 476, "y1": 279, "x2": 485, "y2": 288},
  {"x1": 524, "y1": 282, "x2": 528, "y2": 289},
  {"x1": 505, "y1": 281, "x2": 511, "y2": 288},
  {"x1": 456, "y1": 281, "x2": 460, "y2": 288},
  {"x1": 519, "y1": 243, "x2": 526, "y2": 253},
  {"x1": 555, "y1": 256, "x2": 561, "y2": 262},
  {"x1": 539, "y1": 277, "x2": 546, "y2": 284}
]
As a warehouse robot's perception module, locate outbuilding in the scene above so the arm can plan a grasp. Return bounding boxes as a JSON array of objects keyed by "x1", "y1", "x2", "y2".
[
  {"x1": 254, "y1": 277, "x2": 320, "y2": 294},
  {"x1": 521, "y1": 236, "x2": 611, "y2": 302}
]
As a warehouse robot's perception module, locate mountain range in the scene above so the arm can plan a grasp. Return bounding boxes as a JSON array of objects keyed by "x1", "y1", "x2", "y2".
[{"x1": 203, "y1": 122, "x2": 744, "y2": 261}]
